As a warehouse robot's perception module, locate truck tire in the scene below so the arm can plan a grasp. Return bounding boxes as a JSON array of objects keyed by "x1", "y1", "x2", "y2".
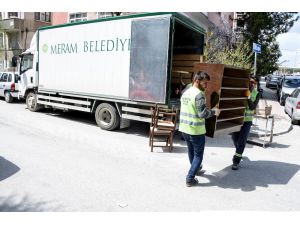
[
  {"x1": 26, "y1": 92, "x2": 42, "y2": 112},
  {"x1": 4, "y1": 91, "x2": 13, "y2": 103},
  {"x1": 95, "y1": 103, "x2": 120, "y2": 130}
]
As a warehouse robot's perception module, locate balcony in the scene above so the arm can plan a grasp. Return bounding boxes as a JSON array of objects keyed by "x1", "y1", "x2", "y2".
[{"x1": 0, "y1": 18, "x2": 24, "y2": 32}]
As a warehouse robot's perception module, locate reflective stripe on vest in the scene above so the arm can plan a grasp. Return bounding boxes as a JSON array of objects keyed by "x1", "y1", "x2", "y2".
[
  {"x1": 244, "y1": 88, "x2": 258, "y2": 122},
  {"x1": 235, "y1": 153, "x2": 243, "y2": 158},
  {"x1": 179, "y1": 86, "x2": 206, "y2": 135}
]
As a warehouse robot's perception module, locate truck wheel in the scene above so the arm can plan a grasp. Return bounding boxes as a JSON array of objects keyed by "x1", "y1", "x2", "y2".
[
  {"x1": 26, "y1": 92, "x2": 41, "y2": 112},
  {"x1": 95, "y1": 103, "x2": 120, "y2": 130},
  {"x1": 4, "y1": 92, "x2": 13, "y2": 103}
]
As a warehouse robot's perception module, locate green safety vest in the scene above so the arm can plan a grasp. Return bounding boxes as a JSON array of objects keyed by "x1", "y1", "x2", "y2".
[
  {"x1": 179, "y1": 86, "x2": 206, "y2": 135},
  {"x1": 244, "y1": 88, "x2": 259, "y2": 122}
]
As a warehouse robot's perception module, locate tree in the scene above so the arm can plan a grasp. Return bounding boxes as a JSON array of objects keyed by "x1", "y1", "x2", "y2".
[
  {"x1": 236, "y1": 12, "x2": 299, "y2": 76},
  {"x1": 204, "y1": 26, "x2": 253, "y2": 70}
]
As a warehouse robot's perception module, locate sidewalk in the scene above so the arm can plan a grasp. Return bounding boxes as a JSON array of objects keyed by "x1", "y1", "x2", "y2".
[{"x1": 249, "y1": 98, "x2": 293, "y2": 138}]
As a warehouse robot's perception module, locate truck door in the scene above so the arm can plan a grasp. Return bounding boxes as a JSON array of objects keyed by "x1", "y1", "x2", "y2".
[
  {"x1": 129, "y1": 16, "x2": 171, "y2": 103},
  {"x1": 19, "y1": 53, "x2": 34, "y2": 97}
]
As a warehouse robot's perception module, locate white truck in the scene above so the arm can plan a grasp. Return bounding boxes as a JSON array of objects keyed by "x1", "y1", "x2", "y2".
[{"x1": 18, "y1": 12, "x2": 206, "y2": 130}]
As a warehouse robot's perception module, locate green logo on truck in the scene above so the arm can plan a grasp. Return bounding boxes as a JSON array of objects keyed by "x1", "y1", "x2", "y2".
[{"x1": 42, "y1": 44, "x2": 48, "y2": 53}]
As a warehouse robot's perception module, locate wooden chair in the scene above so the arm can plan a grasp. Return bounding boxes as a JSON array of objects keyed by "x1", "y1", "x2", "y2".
[{"x1": 149, "y1": 105, "x2": 178, "y2": 152}]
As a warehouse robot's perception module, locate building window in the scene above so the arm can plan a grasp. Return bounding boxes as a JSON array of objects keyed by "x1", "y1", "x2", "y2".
[
  {"x1": 0, "y1": 61, "x2": 4, "y2": 70},
  {"x1": 69, "y1": 13, "x2": 87, "y2": 23},
  {"x1": 97, "y1": 12, "x2": 113, "y2": 19},
  {"x1": 34, "y1": 12, "x2": 51, "y2": 22},
  {"x1": 8, "y1": 12, "x2": 19, "y2": 18},
  {"x1": 0, "y1": 33, "x2": 4, "y2": 49}
]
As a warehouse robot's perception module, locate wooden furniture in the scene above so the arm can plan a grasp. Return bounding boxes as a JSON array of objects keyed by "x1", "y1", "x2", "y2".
[
  {"x1": 149, "y1": 105, "x2": 178, "y2": 152},
  {"x1": 193, "y1": 63, "x2": 251, "y2": 137},
  {"x1": 171, "y1": 54, "x2": 203, "y2": 95}
]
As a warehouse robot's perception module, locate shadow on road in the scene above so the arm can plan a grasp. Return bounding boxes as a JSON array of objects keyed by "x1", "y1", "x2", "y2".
[
  {"x1": 0, "y1": 99, "x2": 25, "y2": 104},
  {"x1": 0, "y1": 194, "x2": 61, "y2": 212},
  {"x1": 0, "y1": 156, "x2": 20, "y2": 182},
  {"x1": 40, "y1": 109, "x2": 97, "y2": 127},
  {"x1": 266, "y1": 142, "x2": 290, "y2": 149},
  {"x1": 199, "y1": 157, "x2": 300, "y2": 192}
]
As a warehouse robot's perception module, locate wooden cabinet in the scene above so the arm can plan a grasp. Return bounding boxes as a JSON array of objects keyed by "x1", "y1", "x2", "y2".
[{"x1": 193, "y1": 63, "x2": 250, "y2": 138}]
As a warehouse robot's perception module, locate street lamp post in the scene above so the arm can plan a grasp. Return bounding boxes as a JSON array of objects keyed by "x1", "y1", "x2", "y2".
[
  {"x1": 278, "y1": 60, "x2": 289, "y2": 75},
  {"x1": 293, "y1": 50, "x2": 300, "y2": 74}
]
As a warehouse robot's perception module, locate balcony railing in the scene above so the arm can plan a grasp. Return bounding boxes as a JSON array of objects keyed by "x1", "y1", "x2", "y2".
[{"x1": 0, "y1": 18, "x2": 24, "y2": 31}]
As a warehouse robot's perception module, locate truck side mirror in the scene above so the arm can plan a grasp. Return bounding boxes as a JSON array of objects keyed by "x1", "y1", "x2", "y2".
[{"x1": 12, "y1": 56, "x2": 18, "y2": 67}]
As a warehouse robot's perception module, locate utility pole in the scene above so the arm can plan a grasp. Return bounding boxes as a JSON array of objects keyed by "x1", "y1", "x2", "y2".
[
  {"x1": 293, "y1": 50, "x2": 299, "y2": 74},
  {"x1": 278, "y1": 60, "x2": 289, "y2": 75}
]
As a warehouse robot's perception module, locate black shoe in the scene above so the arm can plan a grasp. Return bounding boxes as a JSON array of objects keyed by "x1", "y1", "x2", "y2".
[
  {"x1": 186, "y1": 178, "x2": 198, "y2": 187},
  {"x1": 232, "y1": 163, "x2": 239, "y2": 170}
]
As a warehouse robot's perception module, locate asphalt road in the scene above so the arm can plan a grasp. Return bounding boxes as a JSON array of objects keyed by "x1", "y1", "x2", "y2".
[{"x1": 0, "y1": 91, "x2": 300, "y2": 211}]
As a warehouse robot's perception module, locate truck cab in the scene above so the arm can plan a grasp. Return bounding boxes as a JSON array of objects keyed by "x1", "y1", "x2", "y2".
[{"x1": 18, "y1": 33, "x2": 38, "y2": 101}]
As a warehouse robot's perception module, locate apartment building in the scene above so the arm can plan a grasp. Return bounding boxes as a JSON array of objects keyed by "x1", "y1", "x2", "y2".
[
  {"x1": 52, "y1": 12, "x2": 133, "y2": 25},
  {"x1": 0, "y1": 12, "x2": 52, "y2": 71},
  {"x1": 51, "y1": 12, "x2": 234, "y2": 32}
]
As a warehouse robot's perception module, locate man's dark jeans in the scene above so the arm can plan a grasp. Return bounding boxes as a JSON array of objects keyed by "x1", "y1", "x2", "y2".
[
  {"x1": 182, "y1": 133, "x2": 205, "y2": 182},
  {"x1": 232, "y1": 121, "x2": 252, "y2": 164}
]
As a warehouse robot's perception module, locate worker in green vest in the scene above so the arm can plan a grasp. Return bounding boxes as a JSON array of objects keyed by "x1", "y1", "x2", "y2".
[
  {"x1": 231, "y1": 77, "x2": 260, "y2": 170},
  {"x1": 179, "y1": 71, "x2": 220, "y2": 187}
]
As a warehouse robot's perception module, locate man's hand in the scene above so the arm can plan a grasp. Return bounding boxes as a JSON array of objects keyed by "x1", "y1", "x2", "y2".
[
  {"x1": 212, "y1": 107, "x2": 220, "y2": 117},
  {"x1": 245, "y1": 90, "x2": 251, "y2": 99}
]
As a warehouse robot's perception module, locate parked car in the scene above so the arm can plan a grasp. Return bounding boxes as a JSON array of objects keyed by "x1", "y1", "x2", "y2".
[
  {"x1": 0, "y1": 72, "x2": 19, "y2": 103},
  {"x1": 265, "y1": 74, "x2": 272, "y2": 81},
  {"x1": 266, "y1": 75, "x2": 280, "y2": 89},
  {"x1": 285, "y1": 87, "x2": 300, "y2": 124},
  {"x1": 278, "y1": 76, "x2": 300, "y2": 105}
]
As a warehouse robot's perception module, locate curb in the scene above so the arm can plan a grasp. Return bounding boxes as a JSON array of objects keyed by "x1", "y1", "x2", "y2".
[{"x1": 249, "y1": 123, "x2": 293, "y2": 138}]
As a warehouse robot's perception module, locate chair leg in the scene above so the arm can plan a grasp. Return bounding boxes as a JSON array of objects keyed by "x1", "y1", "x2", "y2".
[
  {"x1": 149, "y1": 130, "x2": 152, "y2": 146},
  {"x1": 151, "y1": 134, "x2": 154, "y2": 152},
  {"x1": 169, "y1": 133, "x2": 174, "y2": 152}
]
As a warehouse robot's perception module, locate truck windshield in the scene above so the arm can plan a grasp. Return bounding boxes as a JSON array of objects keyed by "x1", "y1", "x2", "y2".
[
  {"x1": 20, "y1": 54, "x2": 33, "y2": 74},
  {"x1": 283, "y1": 79, "x2": 300, "y2": 88}
]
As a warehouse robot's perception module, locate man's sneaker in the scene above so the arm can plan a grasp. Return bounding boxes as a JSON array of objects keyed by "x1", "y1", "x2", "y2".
[
  {"x1": 186, "y1": 178, "x2": 198, "y2": 187},
  {"x1": 232, "y1": 163, "x2": 239, "y2": 170}
]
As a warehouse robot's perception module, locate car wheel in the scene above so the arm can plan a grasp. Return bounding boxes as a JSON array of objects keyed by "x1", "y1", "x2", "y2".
[
  {"x1": 291, "y1": 110, "x2": 299, "y2": 125},
  {"x1": 95, "y1": 103, "x2": 120, "y2": 131},
  {"x1": 4, "y1": 91, "x2": 13, "y2": 103}
]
